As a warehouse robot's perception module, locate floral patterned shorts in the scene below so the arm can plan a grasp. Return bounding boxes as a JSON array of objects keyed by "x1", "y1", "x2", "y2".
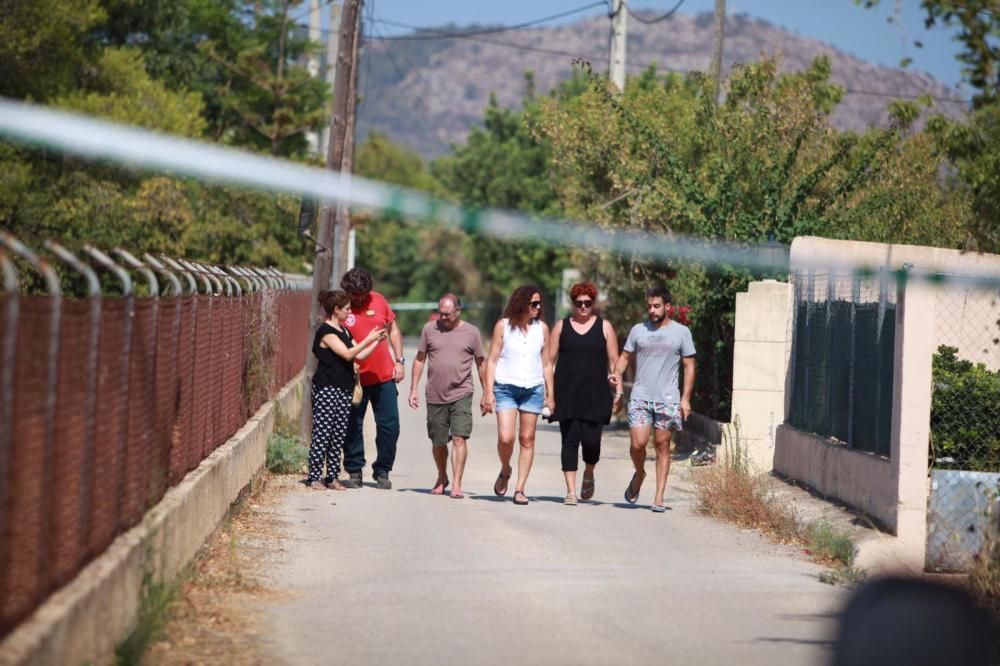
[{"x1": 627, "y1": 399, "x2": 684, "y2": 431}]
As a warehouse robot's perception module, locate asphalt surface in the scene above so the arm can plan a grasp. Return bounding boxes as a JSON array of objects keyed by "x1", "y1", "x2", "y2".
[{"x1": 259, "y1": 345, "x2": 846, "y2": 665}]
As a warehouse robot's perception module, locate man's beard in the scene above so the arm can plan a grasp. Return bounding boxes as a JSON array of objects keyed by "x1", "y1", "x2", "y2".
[{"x1": 649, "y1": 312, "x2": 665, "y2": 324}]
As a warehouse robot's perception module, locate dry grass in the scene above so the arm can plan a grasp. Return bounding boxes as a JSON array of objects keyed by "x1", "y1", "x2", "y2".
[
  {"x1": 693, "y1": 422, "x2": 861, "y2": 582},
  {"x1": 968, "y1": 504, "x2": 1000, "y2": 655},
  {"x1": 141, "y1": 474, "x2": 297, "y2": 665}
]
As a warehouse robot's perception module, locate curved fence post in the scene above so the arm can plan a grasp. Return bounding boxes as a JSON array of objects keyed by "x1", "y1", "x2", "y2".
[
  {"x1": 0, "y1": 231, "x2": 61, "y2": 633},
  {"x1": 142, "y1": 253, "x2": 182, "y2": 297}
]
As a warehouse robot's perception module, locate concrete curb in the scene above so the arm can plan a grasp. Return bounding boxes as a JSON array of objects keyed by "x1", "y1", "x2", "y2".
[{"x1": 0, "y1": 373, "x2": 305, "y2": 666}]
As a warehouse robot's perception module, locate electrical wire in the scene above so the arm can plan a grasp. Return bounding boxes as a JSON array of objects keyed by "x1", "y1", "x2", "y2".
[
  {"x1": 372, "y1": 1, "x2": 608, "y2": 41},
  {"x1": 623, "y1": 0, "x2": 686, "y2": 25}
]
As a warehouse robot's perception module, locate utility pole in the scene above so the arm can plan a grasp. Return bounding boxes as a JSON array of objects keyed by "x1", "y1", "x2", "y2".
[
  {"x1": 320, "y1": 1, "x2": 342, "y2": 158},
  {"x1": 609, "y1": 0, "x2": 628, "y2": 92},
  {"x1": 310, "y1": 0, "x2": 361, "y2": 332},
  {"x1": 711, "y1": 0, "x2": 726, "y2": 104},
  {"x1": 305, "y1": 0, "x2": 322, "y2": 154},
  {"x1": 334, "y1": 4, "x2": 362, "y2": 280}
]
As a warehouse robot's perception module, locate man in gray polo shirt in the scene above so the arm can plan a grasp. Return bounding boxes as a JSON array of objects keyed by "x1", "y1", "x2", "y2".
[
  {"x1": 611, "y1": 285, "x2": 696, "y2": 512},
  {"x1": 408, "y1": 294, "x2": 486, "y2": 499}
]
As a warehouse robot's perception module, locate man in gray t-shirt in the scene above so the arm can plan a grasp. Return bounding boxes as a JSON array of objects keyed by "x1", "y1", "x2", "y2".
[
  {"x1": 611, "y1": 285, "x2": 696, "y2": 512},
  {"x1": 408, "y1": 294, "x2": 486, "y2": 499}
]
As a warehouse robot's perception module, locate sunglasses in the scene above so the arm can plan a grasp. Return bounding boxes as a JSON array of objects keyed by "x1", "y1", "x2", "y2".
[
  {"x1": 529, "y1": 301, "x2": 542, "y2": 308},
  {"x1": 573, "y1": 300, "x2": 594, "y2": 308}
]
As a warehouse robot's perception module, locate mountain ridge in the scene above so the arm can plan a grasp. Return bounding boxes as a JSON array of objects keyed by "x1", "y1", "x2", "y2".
[{"x1": 356, "y1": 10, "x2": 967, "y2": 159}]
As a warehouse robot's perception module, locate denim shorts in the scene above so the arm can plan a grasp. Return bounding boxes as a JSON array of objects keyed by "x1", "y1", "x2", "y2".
[
  {"x1": 628, "y1": 399, "x2": 684, "y2": 431},
  {"x1": 494, "y1": 382, "x2": 545, "y2": 414}
]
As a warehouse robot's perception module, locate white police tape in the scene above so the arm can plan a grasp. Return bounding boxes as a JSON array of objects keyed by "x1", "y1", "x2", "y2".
[{"x1": 1, "y1": 97, "x2": 998, "y2": 290}]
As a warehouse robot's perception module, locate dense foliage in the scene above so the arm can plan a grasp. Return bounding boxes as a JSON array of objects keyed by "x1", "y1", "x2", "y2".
[{"x1": 931, "y1": 345, "x2": 1000, "y2": 471}]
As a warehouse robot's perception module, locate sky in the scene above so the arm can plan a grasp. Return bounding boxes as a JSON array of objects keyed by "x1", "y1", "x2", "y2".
[{"x1": 362, "y1": 0, "x2": 970, "y2": 94}]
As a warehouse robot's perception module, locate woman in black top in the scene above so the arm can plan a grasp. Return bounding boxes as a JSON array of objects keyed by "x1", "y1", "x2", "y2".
[
  {"x1": 308, "y1": 289, "x2": 385, "y2": 490},
  {"x1": 548, "y1": 282, "x2": 620, "y2": 505}
]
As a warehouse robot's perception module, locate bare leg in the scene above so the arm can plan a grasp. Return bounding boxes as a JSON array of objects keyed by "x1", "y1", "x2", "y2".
[
  {"x1": 563, "y1": 470, "x2": 577, "y2": 495},
  {"x1": 496, "y1": 409, "x2": 517, "y2": 479},
  {"x1": 432, "y1": 446, "x2": 448, "y2": 486},
  {"x1": 515, "y1": 411, "x2": 539, "y2": 494},
  {"x1": 652, "y1": 429, "x2": 673, "y2": 507},
  {"x1": 629, "y1": 425, "x2": 651, "y2": 492},
  {"x1": 451, "y1": 436, "x2": 468, "y2": 494}
]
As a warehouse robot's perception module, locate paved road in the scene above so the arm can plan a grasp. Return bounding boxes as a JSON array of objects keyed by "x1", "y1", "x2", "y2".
[{"x1": 259, "y1": 346, "x2": 845, "y2": 665}]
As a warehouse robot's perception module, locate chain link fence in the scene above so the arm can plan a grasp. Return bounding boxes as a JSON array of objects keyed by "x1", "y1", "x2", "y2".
[
  {"x1": 0, "y1": 233, "x2": 310, "y2": 636},
  {"x1": 787, "y1": 269, "x2": 897, "y2": 456},
  {"x1": 926, "y1": 284, "x2": 1000, "y2": 571}
]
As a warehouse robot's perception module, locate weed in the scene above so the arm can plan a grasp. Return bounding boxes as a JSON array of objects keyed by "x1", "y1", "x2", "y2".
[
  {"x1": 807, "y1": 520, "x2": 857, "y2": 567},
  {"x1": 114, "y1": 571, "x2": 182, "y2": 666},
  {"x1": 694, "y1": 419, "x2": 862, "y2": 583},
  {"x1": 968, "y1": 483, "x2": 1000, "y2": 650}
]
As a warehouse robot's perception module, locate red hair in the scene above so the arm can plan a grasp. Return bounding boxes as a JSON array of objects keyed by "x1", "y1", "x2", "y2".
[{"x1": 569, "y1": 282, "x2": 598, "y2": 301}]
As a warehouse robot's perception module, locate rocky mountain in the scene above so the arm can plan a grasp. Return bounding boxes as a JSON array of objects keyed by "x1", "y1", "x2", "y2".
[{"x1": 356, "y1": 10, "x2": 968, "y2": 159}]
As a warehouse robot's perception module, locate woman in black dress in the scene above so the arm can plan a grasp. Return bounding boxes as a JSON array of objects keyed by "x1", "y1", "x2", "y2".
[
  {"x1": 548, "y1": 282, "x2": 620, "y2": 505},
  {"x1": 308, "y1": 289, "x2": 386, "y2": 490}
]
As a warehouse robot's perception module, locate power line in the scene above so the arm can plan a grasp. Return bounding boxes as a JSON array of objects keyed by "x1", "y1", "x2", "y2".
[
  {"x1": 624, "y1": 0, "x2": 686, "y2": 25},
  {"x1": 372, "y1": 2, "x2": 608, "y2": 41}
]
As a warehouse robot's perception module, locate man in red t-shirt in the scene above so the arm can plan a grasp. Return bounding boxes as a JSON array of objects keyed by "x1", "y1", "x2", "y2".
[{"x1": 339, "y1": 267, "x2": 405, "y2": 489}]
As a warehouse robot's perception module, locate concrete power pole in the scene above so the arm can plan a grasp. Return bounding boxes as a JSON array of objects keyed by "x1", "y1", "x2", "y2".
[
  {"x1": 609, "y1": 0, "x2": 628, "y2": 92},
  {"x1": 305, "y1": 0, "x2": 322, "y2": 154},
  {"x1": 711, "y1": 0, "x2": 726, "y2": 103},
  {"x1": 320, "y1": 2, "x2": 342, "y2": 159}
]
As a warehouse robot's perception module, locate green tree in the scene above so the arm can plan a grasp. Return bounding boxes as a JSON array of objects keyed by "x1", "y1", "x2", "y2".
[
  {"x1": 535, "y1": 58, "x2": 973, "y2": 417},
  {"x1": 433, "y1": 93, "x2": 568, "y2": 308}
]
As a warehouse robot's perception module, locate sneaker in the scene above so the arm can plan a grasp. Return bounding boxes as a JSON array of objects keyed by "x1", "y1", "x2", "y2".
[
  {"x1": 341, "y1": 472, "x2": 363, "y2": 489},
  {"x1": 374, "y1": 474, "x2": 392, "y2": 490}
]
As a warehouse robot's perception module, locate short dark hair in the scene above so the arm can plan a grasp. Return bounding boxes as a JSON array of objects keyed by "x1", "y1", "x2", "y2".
[
  {"x1": 646, "y1": 285, "x2": 672, "y2": 304},
  {"x1": 340, "y1": 267, "x2": 373, "y2": 294},
  {"x1": 318, "y1": 289, "x2": 350, "y2": 315}
]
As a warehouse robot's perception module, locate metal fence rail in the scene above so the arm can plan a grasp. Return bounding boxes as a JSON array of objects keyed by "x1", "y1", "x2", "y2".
[
  {"x1": 787, "y1": 269, "x2": 897, "y2": 456},
  {"x1": 0, "y1": 232, "x2": 310, "y2": 636}
]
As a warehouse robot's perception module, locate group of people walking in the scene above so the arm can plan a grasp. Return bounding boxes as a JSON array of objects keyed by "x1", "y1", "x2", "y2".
[{"x1": 307, "y1": 268, "x2": 696, "y2": 512}]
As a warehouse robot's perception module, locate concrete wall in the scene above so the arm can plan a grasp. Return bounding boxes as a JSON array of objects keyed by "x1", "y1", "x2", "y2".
[
  {"x1": 0, "y1": 374, "x2": 305, "y2": 666},
  {"x1": 730, "y1": 280, "x2": 793, "y2": 471},
  {"x1": 770, "y1": 236, "x2": 997, "y2": 571}
]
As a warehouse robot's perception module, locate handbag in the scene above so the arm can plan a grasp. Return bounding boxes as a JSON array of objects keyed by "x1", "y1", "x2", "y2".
[{"x1": 352, "y1": 363, "x2": 363, "y2": 406}]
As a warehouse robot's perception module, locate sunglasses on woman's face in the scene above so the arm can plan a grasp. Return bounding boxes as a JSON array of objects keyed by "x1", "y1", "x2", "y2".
[
  {"x1": 529, "y1": 301, "x2": 542, "y2": 308},
  {"x1": 574, "y1": 300, "x2": 593, "y2": 308}
]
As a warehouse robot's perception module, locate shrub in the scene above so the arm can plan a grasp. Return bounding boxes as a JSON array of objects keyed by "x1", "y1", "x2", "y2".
[
  {"x1": 931, "y1": 345, "x2": 1000, "y2": 471},
  {"x1": 266, "y1": 408, "x2": 307, "y2": 474}
]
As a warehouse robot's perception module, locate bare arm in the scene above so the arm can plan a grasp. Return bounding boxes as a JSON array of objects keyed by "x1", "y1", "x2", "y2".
[
  {"x1": 390, "y1": 319, "x2": 405, "y2": 383},
  {"x1": 481, "y1": 320, "x2": 504, "y2": 414},
  {"x1": 321, "y1": 328, "x2": 383, "y2": 362},
  {"x1": 611, "y1": 348, "x2": 631, "y2": 413},
  {"x1": 408, "y1": 350, "x2": 427, "y2": 409},
  {"x1": 548, "y1": 319, "x2": 562, "y2": 366},
  {"x1": 541, "y1": 322, "x2": 555, "y2": 412},
  {"x1": 681, "y1": 355, "x2": 696, "y2": 420},
  {"x1": 603, "y1": 319, "x2": 619, "y2": 375}
]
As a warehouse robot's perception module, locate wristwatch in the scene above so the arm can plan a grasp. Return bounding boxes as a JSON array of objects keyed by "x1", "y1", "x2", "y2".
[{"x1": 396, "y1": 356, "x2": 406, "y2": 364}]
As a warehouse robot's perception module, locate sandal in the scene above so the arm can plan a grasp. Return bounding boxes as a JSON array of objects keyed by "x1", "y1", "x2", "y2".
[
  {"x1": 564, "y1": 492, "x2": 578, "y2": 506},
  {"x1": 624, "y1": 472, "x2": 644, "y2": 504},
  {"x1": 431, "y1": 479, "x2": 449, "y2": 495},
  {"x1": 650, "y1": 503, "x2": 666, "y2": 513},
  {"x1": 494, "y1": 471, "x2": 512, "y2": 497},
  {"x1": 513, "y1": 490, "x2": 529, "y2": 505},
  {"x1": 307, "y1": 480, "x2": 326, "y2": 491},
  {"x1": 581, "y1": 476, "x2": 595, "y2": 500},
  {"x1": 450, "y1": 489, "x2": 465, "y2": 499}
]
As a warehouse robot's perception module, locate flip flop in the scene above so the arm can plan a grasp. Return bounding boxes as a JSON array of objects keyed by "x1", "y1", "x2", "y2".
[
  {"x1": 513, "y1": 490, "x2": 529, "y2": 505},
  {"x1": 450, "y1": 489, "x2": 465, "y2": 499},
  {"x1": 624, "y1": 472, "x2": 643, "y2": 504},
  {"x1": 650, "y1": 503, "x2": 666, "y2": 513},
  {"x1": 431, "y1": 479, "x2": 449, "y2": 495},
  {"x1": 581, "y1": 476, "x2": 595, "y2": 500},
  {"x1": 564, "y1": 492, "x2": 578, "y2": 506},
  {"x1": 494, "y1": 471, "x2": 511, "y2": 497}
]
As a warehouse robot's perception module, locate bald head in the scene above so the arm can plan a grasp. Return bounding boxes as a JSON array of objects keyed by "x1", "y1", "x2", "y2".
[{"x1": 437, "y1": 293, "x2": 462, "y2": 329}]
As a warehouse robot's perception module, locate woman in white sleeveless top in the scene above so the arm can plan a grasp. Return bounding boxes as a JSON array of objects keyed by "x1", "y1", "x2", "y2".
[{"x1": 482, "y1": 285, "x2": 555, "y2": 505}]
